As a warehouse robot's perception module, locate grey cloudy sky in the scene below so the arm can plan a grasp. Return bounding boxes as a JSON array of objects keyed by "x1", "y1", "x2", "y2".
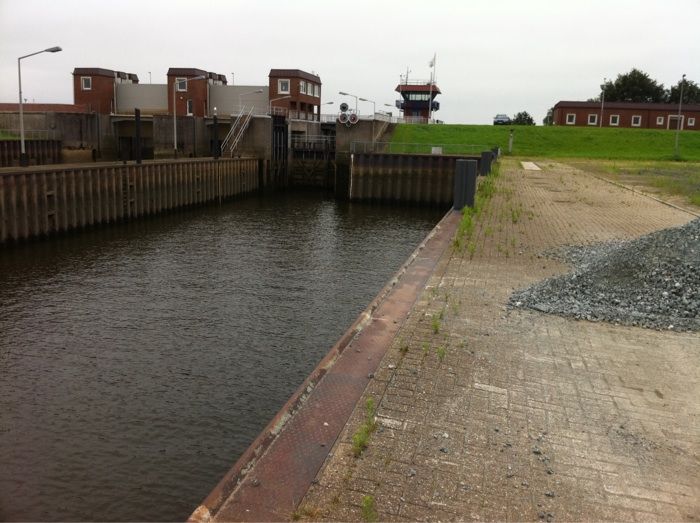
[{"x1": 1, "y1": 0, "x2": 698, "y2": 124}]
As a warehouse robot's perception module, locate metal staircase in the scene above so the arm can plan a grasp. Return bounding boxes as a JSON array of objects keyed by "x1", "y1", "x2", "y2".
[{"x1": 221, "y1": 107, "x2": 255, "y2": 157}]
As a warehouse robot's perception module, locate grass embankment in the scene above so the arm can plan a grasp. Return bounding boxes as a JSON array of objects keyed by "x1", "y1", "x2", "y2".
[
  {"x1": 391, "y1": 124, "x2": 700, "y2": 161},
  {"x1": 0, "y1": 130, "x2": 18, "y2": 140}
]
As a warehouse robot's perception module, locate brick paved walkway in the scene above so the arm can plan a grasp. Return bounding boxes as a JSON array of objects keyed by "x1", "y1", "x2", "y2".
[{"x1": 299, "y1": 159, "x2": 699, "y2": 522}]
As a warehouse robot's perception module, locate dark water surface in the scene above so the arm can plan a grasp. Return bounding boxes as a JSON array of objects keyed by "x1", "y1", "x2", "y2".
[{"x1": 0, "y1": 191, "x2": 444, "y2": 521}]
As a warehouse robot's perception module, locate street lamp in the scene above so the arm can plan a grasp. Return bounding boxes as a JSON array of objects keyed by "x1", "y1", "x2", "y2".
[
  {"x1": 675, "y1": 73, "x2": 686, "y2": 159},
  {"x1": 599, "y1": 77, "x2": 606, "y2": 128},
  {"x1": 269, "y1": 95, "x2": 291, "y2": 115},
  {"x1": 238, "y1": 88, "x2": 263, "y2": 112},
  {"x1": 339, "y1": 91, "x2": 358, "y2": 113},
  {"x1": 173, "y1": 74, "x2": 207, "y2": 156},
  {"x1": 18, "y1": 46, "x2": 62, "y2": 166},
  {"x1": 359, "y1": 97, "x2": 376, "y2": 116}
]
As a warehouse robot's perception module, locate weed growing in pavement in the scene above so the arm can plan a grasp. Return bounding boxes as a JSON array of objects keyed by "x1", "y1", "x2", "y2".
[
  {"x1": 399, "y1": 340, "x2": 409, "y2": 353},
  {"x1": 436, "y1": 345, "x2": 446, "y2": 362},
  {"x1": 468, "y1": 241, "x2": 476, "y2": 258},
  {"x1": 361, "y1": 495, "x2": 378, "y2": 522},
  {"x1": 292, "y1": 506, "x2": 321, "y2": 521},
  {"x1": 431, "y1": 315, "x2": 441, "y2": 334},
  {"x1": 422, "y1": 342, "x2": 430, "y2": 355},
  {"x1": 511, "y1": 207, "x2": 521, "y2": 223},
  {"x1": 352, "y1": 398, "x2": 377, "y2": 457}
]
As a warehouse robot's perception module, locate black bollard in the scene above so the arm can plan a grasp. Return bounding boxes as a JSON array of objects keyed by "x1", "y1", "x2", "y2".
[
  {"x1": 480, "y1": 151, "x2": 492, "y2": 176},
  {"x1": 454, "y1": 159, "x2": 478, "y2": 210}
]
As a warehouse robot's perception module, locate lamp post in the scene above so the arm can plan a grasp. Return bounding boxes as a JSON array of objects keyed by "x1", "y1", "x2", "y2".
[
  {"x1": 674, "y1": 73, "x2": 686, "y2": 160},
  {"x1": 173, "y1": 74, "x2": 207, "y2": 157},
  {"x1": 18, "y1": 46, "x2": 62, "y2": 167},
  {"x1": 269, "y1": 95, "x2": 291, "y2": 116},
  {"x1": 359, "y1": 97, "x2": 376, "y2": 117},
  {"x1": 599, "y1": 77, "x2": 606, "y2": 128},
  {"x1": 339, "y1": 91, "x2": 358, "y2": 113},
  {"x1": 238, "y1": 88, "x2": 263, "y2": 113}
]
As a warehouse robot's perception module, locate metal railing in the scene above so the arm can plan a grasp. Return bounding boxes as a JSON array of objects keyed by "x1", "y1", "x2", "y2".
[
  {"x1": 291, "y1": 134, "x2": 335, "y2": 149},
  {"x1": 320, "y1": 113, "x2": 441, "y2": 125},
  {"x1": 222, "y1": 107, "x2": 255, "y2": 156},
  {"x1": 350, "y1": 141, "x2": 490, "y2": 155}
]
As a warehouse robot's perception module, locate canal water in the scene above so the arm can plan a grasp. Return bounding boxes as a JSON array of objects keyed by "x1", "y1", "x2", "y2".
[{"x1": 0, "y1": 191, "x2": 445, "y2": 521}]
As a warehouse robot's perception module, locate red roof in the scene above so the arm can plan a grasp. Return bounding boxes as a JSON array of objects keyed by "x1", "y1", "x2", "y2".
[
  {"x1": 395, "y1": 84, "x2": 441, "y2": 94},
  {"x1": 554, "y1": 100, "x2": 700, "y2": 111}
]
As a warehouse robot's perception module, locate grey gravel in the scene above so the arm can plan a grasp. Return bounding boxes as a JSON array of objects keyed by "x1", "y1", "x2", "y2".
[{"x1": 510, "y1": 218, "x2": 700, "y2": 332}]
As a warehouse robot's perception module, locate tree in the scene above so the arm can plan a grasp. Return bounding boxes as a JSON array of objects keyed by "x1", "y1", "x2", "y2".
[
  {"x1": 601, "y1": 68, "x2": 666, "y2": 103},
  {"x1": 542, "y1": 108, "x2": 554, "y2": 125},
  {"x1": 512, "y1": 111, "x2": 535, "y2": 125},
  {"x1": 667, "y1": 78, "x2": 700, "y2": 104}
]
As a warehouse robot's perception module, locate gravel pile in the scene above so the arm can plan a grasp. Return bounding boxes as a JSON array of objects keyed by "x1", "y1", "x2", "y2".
[{"x1": 510, "y1": 218, "x2": 700, "y2": 332}]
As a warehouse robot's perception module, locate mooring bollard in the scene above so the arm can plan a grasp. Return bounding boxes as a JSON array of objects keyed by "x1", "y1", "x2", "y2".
[
  {"x1": 480, "y1": 151, "x2": 492, "y2": 176},
  {"x1": 454, "y1": 159, "x2": 478, "y2": 210}
]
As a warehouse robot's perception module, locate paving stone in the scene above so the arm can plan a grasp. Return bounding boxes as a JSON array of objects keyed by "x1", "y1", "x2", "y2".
[{"x1": 297, "y1": 159, "x2": 699, "y2": 521}]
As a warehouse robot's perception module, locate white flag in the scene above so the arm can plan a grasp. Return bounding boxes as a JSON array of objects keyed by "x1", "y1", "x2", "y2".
[{"x1": 429, "y1": 54, "x2": 436, "y2": 68}]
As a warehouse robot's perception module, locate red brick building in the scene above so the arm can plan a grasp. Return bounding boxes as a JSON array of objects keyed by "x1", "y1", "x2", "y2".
[
  {"x1": 553, "y1": 101, "x2": 700, "y2": 130},
  {"x1": 167, "y1": 68, "x2": 227, "y2": 118},
  {"x1": 73, "y1": 68, "x2": 139, "y2": 114},
  {"x1": 268, "y1": 69, "x2": 321, "y2": 120}
]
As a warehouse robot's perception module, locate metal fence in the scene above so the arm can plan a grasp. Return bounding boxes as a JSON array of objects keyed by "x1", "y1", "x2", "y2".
[{"x1": 350, "y1": 141, "x2": 491, "y2": 155}]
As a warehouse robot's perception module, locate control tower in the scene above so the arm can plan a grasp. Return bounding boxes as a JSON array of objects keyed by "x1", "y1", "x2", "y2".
[{"x1": 395, "y1": 79, "x2": 441, "y2": 122}]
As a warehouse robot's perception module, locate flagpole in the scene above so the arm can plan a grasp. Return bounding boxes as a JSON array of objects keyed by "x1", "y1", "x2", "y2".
[{"x1": 428, "y1": 53, "x2": 436, "y2": 124}]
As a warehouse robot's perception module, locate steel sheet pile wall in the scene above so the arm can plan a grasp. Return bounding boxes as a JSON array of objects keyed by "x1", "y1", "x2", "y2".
[
  {"x1": 349, "y1": 153, "x2": 480, "y2": 205},
  {"x1": 0, "y1": 140, "x2": 62, "y2": 167},
  {"x1": 0, "y1": 158, "x2": 259, "y2": 243}
]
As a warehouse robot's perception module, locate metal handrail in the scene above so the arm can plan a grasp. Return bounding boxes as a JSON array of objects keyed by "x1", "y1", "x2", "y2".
[
  {"x1": 397, "y1": 79, "x2": 435, "y2": 86},
  {"x1": 221, "y1": 110, "x2": 245, "y2": 152},
  {"x1": 228, "y1": 107, "x2": 255, "y2": 155},
  {"x1": 291, "y1": 134, "x2": 335, "y2": 147},
  {"x1": 350, "y1": 141, "x2": 489, "y2": 154}
]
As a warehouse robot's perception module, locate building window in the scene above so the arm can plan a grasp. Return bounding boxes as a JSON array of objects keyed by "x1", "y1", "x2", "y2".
[
  {"x1": 81, "y1": 76, "x2": 92, "y2": 90},
  {"x1": 587, "y1": 114, "x2": 597, "y2": 125},
  {"x1": 299, "y1": 81, "x2": 306, "y2": 95},
  {"x1": 566, "y1": 113, "x2": 576, "y2": 125},
  {"x1": 689, "y1": 117, "x2": 696, "y2": 127},
  {"x1": 314, "y1": 84, "x2": 320, "y2": 98},
  {"x1": 610, "y1": 114, "x2": 620, "y2": 126},
  {"x1": 631, "y1": 115, "x2": 642, "y2": 127},
  {"x1": 656, "y1": 116, "x2": 664, "y2": 125},
  {"x1": 278, "y1": 79, "x2": 290, "y2": 94},
  {"x1": 176, "y1": 77, "x2": 187, "y2": 92},
  {"x1": 186, "y1": 99, "x2": 193, "y2": 115}
]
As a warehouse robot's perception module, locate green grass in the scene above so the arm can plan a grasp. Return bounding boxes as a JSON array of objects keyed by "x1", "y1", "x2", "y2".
[
  {"x1": 361, "y1": 495, "x2": 378, "y2": 522},
  {"x1": 0, "y1": 130, "x2": 18, "y2": 140},
  {"x1": 351, "y1": 398, "x2": 378, "y2": 457},
  {"x1": 391, "y1": 124, "x2": 700, "y2": 161}
]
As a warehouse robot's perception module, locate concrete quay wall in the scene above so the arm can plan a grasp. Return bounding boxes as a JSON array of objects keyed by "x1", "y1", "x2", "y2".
[{"x1": 0, "y1": 158, "x2": 261, "y2": 244}]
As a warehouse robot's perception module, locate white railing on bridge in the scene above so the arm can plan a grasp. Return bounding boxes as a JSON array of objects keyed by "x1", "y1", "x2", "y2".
[{"x1": 320, "y1": 113, "x2": 441, "y2": 125}]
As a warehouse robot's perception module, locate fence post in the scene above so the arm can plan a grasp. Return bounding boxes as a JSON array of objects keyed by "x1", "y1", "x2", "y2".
[{"x1": 454, "y1": 159, "x2": 477, "y2": 210}]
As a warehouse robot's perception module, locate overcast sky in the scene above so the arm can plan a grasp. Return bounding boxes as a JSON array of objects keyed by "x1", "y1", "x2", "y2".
[{"x1": 1, "y1": 0, "x2": 698, "y2": 124}]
